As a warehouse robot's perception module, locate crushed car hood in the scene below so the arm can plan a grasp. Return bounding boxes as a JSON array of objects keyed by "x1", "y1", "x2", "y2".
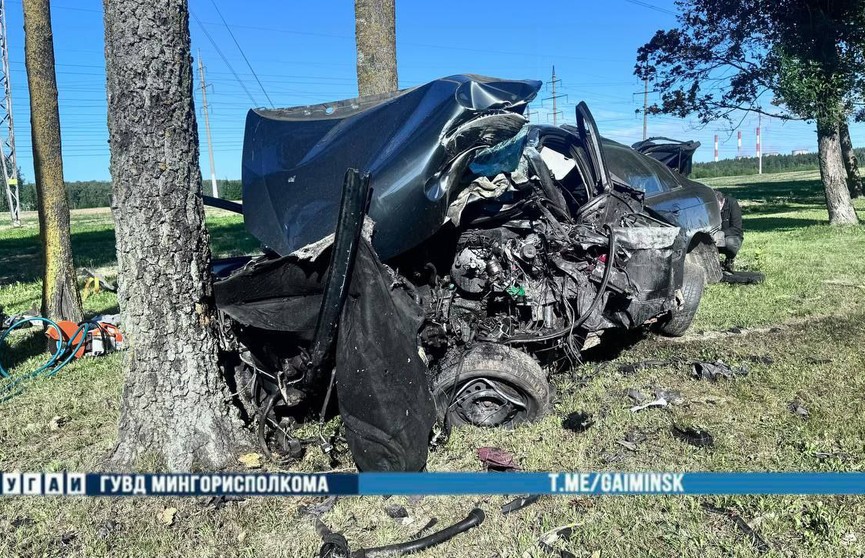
[{"x1": 242, "y1": 74, "x2": 542, "y2": 258}]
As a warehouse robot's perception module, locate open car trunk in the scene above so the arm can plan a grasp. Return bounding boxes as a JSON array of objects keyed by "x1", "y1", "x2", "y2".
[{"x1": 631, "y1": 137, "x2": 700, "y2": 176}]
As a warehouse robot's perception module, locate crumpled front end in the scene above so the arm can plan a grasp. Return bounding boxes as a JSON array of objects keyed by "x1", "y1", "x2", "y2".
[
  {"x1": 241, "y1": 74, "x2": 542, "y2": 259},
  {"x1": 217, "y1": 76, "x2": 691, "y2": 470}
]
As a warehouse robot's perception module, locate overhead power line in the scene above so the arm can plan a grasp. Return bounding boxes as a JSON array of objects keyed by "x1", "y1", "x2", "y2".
[
  {"x1": 622, "y1": 0, "x2": 677, "y2": 16},
  {"x1": 208, "y1": 0, "x2": 274, "y2": 108},
  {"x1": 190, "y1": 10, "x2": 259, "y2": 107}
]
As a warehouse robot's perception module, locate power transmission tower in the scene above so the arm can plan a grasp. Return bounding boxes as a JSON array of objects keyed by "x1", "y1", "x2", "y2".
[
  {"x1": 543, "y1": 66, "x2": 566, "y2": 126},
  {"x1": 0, "y1": 0, "x2": 20, "y2": 226},
  {"x1": 198, "y1": 53, "x2": 218, "y2": 198}
]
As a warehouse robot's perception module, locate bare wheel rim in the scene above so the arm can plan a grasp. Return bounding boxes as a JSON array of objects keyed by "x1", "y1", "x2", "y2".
[{"x1": 448, "y1": 376, "x2": 530, "y2": 427}]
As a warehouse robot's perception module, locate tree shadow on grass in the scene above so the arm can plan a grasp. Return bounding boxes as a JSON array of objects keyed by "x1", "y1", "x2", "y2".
[
  {"x1": 208, "y1": 220, "x2": 261, "y2": 257},
  {"x1": 744, "y1": 216, "x2": 826, "y2": 232},
  {"x1": 0, "y1": 220, "x2": 260, "y2": 286},
  {"x1": 0, "y1": 228, "x2": 117, "y2": 285},
  {"x1": 714, "y1": 177, "x2": 826, "y2": 206},
  {"x1": 0, "y1": 328, "x2": 55, "y2": 375}
]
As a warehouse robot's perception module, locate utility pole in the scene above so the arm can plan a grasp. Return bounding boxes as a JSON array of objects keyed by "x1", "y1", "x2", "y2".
[
  {"x1": 642, "y1": 75, "x2": 649, "y2": 140},
  {"x1": 757, "y1": 114, "x2": 762, "y2": 175},
  {"x1": 543, "y1": 65, "x2": 565, "y2": 126},
  {"x1": 0, "y1": 0, "x2": 20, "y2": 226},
  {"x1": 197, "y1": 52, "x2": 218, "y2": 198}
]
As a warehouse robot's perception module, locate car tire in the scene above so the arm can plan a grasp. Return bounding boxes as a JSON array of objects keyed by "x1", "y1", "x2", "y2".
[
  {"x1": 659, "y1": 260, "x2": 705, "y2": 337},
  {"x1": 433, "y1": 344, "x2": 552, "y2": 428}
]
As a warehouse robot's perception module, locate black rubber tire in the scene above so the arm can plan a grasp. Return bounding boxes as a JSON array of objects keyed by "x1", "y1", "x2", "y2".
[
  {"x1": 659, "y1": 260, "x2": 705, "y2": 337},
  {"x1": 433, "y1": 344, "x2": 552, "y2": 428}
]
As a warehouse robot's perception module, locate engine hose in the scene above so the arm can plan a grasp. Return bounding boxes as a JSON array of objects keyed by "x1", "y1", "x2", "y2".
[
  {"x1": 503, "y1": 225, "x2": 617, "y2": 344},
  {"x1": 0, "y1": 317, "x2": 93, "y2": 399},
  {"x1": 352, "y1": 508, "x2": 485, "y2": 558}
]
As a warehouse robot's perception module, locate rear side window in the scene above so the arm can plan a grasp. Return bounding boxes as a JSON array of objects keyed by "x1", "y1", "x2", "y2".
[{"x1": 604, "y1": 141, "x2": 674, "y2": 196}]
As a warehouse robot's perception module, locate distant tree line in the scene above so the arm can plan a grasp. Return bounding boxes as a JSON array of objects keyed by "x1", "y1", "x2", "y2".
[
  {"x1": 0, "y1": 178, "x2": 242, "y2": 212},
  {"x1": 692, "y1": 148, "x2": 865, "y2": 179}
]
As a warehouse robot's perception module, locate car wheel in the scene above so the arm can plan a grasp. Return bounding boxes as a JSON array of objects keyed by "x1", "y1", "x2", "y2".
[
  {"x1": 659, "y1": 260, "x2": 705, "y2": 337},
  {"x1": 433, "y1": 344, "x2": 552, "y2": 428}
]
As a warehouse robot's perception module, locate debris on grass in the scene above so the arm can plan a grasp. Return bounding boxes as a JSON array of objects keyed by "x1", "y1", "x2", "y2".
[
  {"x1": 317, "y1": 508, "x2": 485, "y2": 557},
  {"x1": 501, "y1": 494, "x2": 540, "y2": 515},
  {"x1": 96, "y1": 519, "x2": 118, "y2": 539},
  {"x1": 616, "y1": 440, "x2": 639, "y2": 452},
  {"x1": 531, "y1": 523, "x2": 579, "y2": 558},
  {"x1": 625, "y1": 388, "x2": 646, "y2": 403},
  {"x1": 671, "y1": 424, "x2": 714, "y2": 447},
  {"x1": 600, "y1": 451, "x2": 626, "y2": 464},
  {"x1": 691, "y1": 360, "x2": 748, "y2": 381},
  {"x1": 298, "y1": 496, "x2": 338, "y2": 517},
  {"x1": 703, "y1": 503, "x2": 770, "y2": 554},
  {"x1": 562, "y1": 411, "x2": 594, "y2": 432},
  {"x1": 788, "y1": 399, "x2": 810, "y2": 419},
  {"x1": 653, "y1": 388, "x2": 683, "y2": 405},
  {"x1": 385, "y1": 504, "x2": 409, "y2": 519},
  {"x1": 630, "y1": 397, "x2": 667, "y2": 413},
  {"x1": 477, "y1": 447, "x2": 520, "y2": 472},
  {"x1": 204, "y1": 495, "x2": 245, "y2": 510}
]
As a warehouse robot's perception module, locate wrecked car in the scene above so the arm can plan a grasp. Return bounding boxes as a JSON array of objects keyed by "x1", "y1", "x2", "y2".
[{"x1": 209, "y1": 75, "x2": 722, "y2": 471}]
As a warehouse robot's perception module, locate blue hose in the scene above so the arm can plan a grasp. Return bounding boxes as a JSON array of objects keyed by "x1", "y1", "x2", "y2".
[{"x1": 0, "y1": 317, "x2": 93, "y2": 400}]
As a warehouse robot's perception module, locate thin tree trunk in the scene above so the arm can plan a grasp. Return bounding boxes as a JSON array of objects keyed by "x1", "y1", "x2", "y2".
[
  {"x1": 354, "y1": 0, "x2": 397, "y2": 96},
  {"x1": 103, "y1": 0, "x2": 248, "y2": 471},
  {"x1": 816, "y1": 117, "x2": 859, "y2": 225},
  {"x1": 839, "y1": 120, "x2": 863, "y2": 198},
  {"x1": 22, "y1": 0, "x2": 82, "y2": 322}
]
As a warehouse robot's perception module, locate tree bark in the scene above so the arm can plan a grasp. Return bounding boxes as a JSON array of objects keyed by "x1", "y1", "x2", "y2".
[
  {"x1": 103, "y1": 0, "x2": 248, "y2": 471},
  {"x1": 816, "y1": 117, "x2": 859, "y2": 225},
  {"x1": 22, "y1": 0, "x2": 82, "y2": 322},
  {"x1": 354, "y1": 0, "x2": 397, "y2": 96},
  {"x1": 839, "y1": 120, "x2": 863, "y2": 198}
]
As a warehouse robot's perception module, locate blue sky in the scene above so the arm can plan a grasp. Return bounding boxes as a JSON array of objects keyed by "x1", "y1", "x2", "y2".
[{"x1": 3, "y1": 0, "x2": 863, "y2": 182}]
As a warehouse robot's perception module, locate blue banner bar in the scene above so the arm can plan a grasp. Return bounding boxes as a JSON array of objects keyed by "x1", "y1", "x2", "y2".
[
  {"x1": 359, "y1": 472, "x2": 865, "y2": 495},
  {"x1": 1, "y1": 472, "x2": 864, "y2": 496}
]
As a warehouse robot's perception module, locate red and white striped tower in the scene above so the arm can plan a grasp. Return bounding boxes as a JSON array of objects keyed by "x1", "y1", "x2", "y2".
[
  {"x1": 737, "y1": 130, "x2": 742, "y2": 158},
  {"x1": 756, "y1": 116, "x2": 762, "y2": 174},
  {"x1": 714, "y1": 134, "x2": 719, "y2": 162}
]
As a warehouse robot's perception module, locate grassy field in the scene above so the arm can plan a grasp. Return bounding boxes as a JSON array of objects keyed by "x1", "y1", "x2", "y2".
[{"x1": 1, "y1": 171, "x2": 864, "y2": 557}]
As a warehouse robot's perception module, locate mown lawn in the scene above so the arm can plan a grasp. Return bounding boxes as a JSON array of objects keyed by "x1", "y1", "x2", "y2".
[{"x1": 0, "y1": 172, "x2": 864, "y2": 557}]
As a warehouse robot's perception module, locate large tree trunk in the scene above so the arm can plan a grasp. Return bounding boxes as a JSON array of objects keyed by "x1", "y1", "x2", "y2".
[
  {"x1": 354, "y1": 0, "x2": 397, "y2": 96},
  {"x1": 22, "y1": 0, "x2": 82, "y2": 322},
  {"x1": 103, "y1": 0, "x2": 248, "y2": 471},
  {"x1": 816, "y1": 117, "x2": 859, "y2": 225},
  {"x1": 839, "y1": 120, "x2": 863, "y2": 198}
]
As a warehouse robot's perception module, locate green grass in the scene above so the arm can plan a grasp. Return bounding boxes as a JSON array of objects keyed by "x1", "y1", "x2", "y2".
[{"x1": 1, "y1": 175, "x2": 864, "y2": 557}]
